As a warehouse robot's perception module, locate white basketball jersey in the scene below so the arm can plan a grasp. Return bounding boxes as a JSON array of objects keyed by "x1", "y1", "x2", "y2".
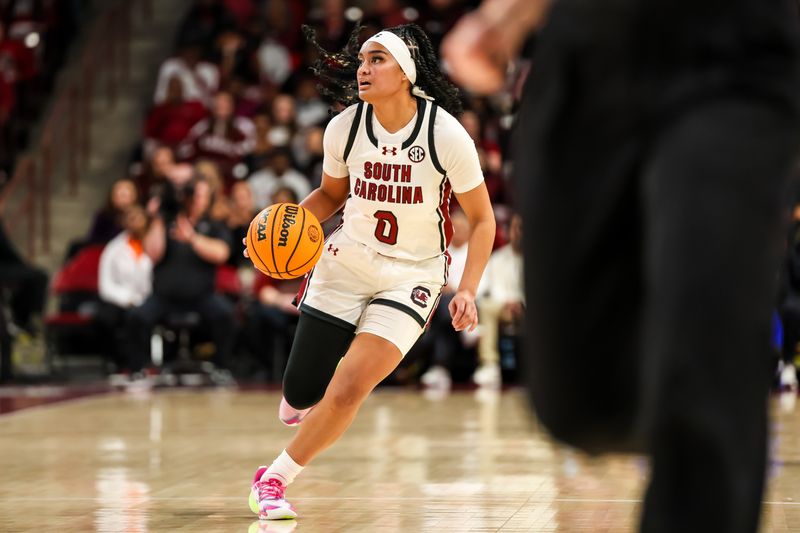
[{"x1": 322, "y1": 99, "x2": 484, "y2": 261}]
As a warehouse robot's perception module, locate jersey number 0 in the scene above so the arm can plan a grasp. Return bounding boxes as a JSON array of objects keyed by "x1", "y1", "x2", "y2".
[{"x1": 374, "y1": 210, "x2": 398, "y2": 245}]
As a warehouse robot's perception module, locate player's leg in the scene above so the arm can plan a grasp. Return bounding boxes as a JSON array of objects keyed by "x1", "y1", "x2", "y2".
[
  {"x1": 278, "y1": 229, "x2": 374, "y2": 424},
  {"x1": 285, "y1": 331, "x2": 403, "y2": 462},
  {"x1": 279, "y1": 310, "x2": 355, "y2": 424},
  {"x1": 638, "y1": 97, "x2": 800, "y2": 533},
  {"x1": 251, "y1": 304, "x2": 421, "y2": 520},
  {"x1": 251, "y1": 333, "x2": 406, "y2": 520}
]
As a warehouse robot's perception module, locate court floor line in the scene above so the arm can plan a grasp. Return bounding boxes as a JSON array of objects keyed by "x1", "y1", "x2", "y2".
[{"x1": 2, "y1": 496, "x2": 798, "y2": 508}]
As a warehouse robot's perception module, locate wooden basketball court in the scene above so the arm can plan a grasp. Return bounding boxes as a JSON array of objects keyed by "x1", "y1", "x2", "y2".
[{"x1": 0, "y1": 387, "x2": 799, "y2": 532}]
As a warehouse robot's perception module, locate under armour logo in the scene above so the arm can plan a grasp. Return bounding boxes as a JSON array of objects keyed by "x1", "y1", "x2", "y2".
[
  {"x1": 327, "y1": 244, "x2": 339, "y2": 256},
  {"x1": 382, "y1": 146, "x2": 397, "y2": 156}
]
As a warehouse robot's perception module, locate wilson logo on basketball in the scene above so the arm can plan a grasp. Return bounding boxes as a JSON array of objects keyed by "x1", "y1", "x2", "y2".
[
  {"x1": 410, "y1": 286, "x2": 431, "y2": 308},
  {"x1": 307, "y1": 225, "x2": 320, "y2": 243},
  {"x1": 408, "y1": 146, "x2": 425, "y2": 163},
  {"x1": 277, "y1": 205, "x2": 299, "y2": 247},
  {"x1": 256, "y1": 209, "x2": 271, "y2": 241}
]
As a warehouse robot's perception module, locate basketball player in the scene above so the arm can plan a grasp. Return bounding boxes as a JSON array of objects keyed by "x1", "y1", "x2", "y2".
[
  {"x1": 444, "y1": 1, "x2": 800, "y2": 531},
  {"x1": 246, "y1": 24, "x2": 496, "y2": 520}
]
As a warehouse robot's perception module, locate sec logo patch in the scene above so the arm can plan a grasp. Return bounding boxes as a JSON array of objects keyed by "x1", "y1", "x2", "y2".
[{"x1": 408, "y1": 145, "x2": 425, "y2": 163}]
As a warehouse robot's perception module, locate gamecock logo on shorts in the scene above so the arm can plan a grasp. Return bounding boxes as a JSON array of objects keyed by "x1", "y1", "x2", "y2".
[
  {"x1": 408, "y1": 145, "x2": 425, "y2": 163},
  {"x1": 410, "y1": 286, "x2": 431, "y2": 308}
]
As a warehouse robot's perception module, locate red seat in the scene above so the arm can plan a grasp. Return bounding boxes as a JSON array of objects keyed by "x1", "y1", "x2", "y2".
[
  {"x1": 51, "y1": 244, "x2": 104, "y2": 294},
  {"x1": 44, "y1": 244, "x2": 106, "y2": 373},
  {"x1": 215, "y1": 264, "x2": 242, "y2": 297}
]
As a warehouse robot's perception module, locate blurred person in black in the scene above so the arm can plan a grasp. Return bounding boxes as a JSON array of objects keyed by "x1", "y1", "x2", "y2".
[
  {"x1": 444, "y1": 0, "x2": 800, "y2": 532},
  {"x1": 225, "y1": 180, "x2": 258, "y2": 269},
  {"x1": 0, "y1": 217, "x2": 47, "y2": 337},
  {"x1": 779, "y1": 200, "x2": 800, "y2": 389},
  {"x1": 129, "y1": 174, "x2": 234, "y2": 376}
]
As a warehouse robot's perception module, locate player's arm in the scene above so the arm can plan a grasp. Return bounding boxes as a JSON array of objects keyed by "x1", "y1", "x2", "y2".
[
  {"x1": 442, "y1": 0, "x2": 551, "y2": 94},
  {"x1": 450, "y1": 182, "x2": 496, "y2": 331},
  {"x1": 299, "y1": 172, "x2": 350, "y2": 224}
]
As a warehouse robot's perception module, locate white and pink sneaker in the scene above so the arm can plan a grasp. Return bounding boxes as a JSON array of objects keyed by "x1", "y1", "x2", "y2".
[
  {"x1": 248, "y1": 467, "x2": 297, "y2": 520},
  {"x1": 279, "y1": 397, "x2": 313, "y2": 427}
]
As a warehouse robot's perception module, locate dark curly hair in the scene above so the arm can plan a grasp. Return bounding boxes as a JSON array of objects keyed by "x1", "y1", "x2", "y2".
[{"x1": 303, "y1": 23, "x2": 463, "y2": 116}]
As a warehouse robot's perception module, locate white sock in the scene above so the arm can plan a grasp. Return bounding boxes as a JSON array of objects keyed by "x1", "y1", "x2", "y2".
[{"x1": 262, "y1": 449, "x2": 304, "y2": 486}]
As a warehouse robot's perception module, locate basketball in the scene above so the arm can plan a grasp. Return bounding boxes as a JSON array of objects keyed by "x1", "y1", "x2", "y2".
[{"x1": 246, "y1": 203, "x2": 324, "y2": 280}]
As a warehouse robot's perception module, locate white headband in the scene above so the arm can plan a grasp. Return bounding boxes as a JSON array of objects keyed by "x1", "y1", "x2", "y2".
[
  {"x1": 364, "y1": 31, "x2": 417, "y2": 84},
  {"x1": 362, "y1": 31, "x2": 434, "y2": 101}
]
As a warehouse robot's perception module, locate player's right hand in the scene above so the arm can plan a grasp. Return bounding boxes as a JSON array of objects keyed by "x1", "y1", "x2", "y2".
[
  {"x1": 242, "y1": 237, "x2": 249, "y2": 258},
  {"x1": 449, "y1": 289, "x2": 478, "y2": 332},
  {"x1": 442, "y1": 11, "x2": 509, "y2": 94}
]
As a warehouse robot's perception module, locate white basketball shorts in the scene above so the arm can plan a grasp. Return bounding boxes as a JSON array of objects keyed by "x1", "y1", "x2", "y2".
[{"x1": 296, "y1": 229, "x2": 448, "y2": 355}]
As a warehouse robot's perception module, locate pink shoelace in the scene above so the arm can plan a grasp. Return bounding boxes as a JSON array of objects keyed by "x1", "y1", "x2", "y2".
[{"x1": 256, "y1": 477, "x2": 286, "y2": 501}]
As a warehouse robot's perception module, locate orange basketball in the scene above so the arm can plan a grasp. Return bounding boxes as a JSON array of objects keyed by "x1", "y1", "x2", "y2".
[{"x1": 246, "y1": 203, "x2": 324, "y2": 279}]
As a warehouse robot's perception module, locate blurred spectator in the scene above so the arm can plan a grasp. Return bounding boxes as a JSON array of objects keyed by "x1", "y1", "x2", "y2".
[
  {"x1": 224, "y1": 0, "x2": 258, "y2": 29},
  {"x1": 153, "y1": 42, "x2": 220, "y2": 105},
  {"x1": 473, "y1": 213, "x2": 524, "y2": 388},
  {"x1": 308, "y1": 0, "x2": 354, "y2": 51},
  {"x1": 97, "y1": 205, "x2": 153, "y2": 371},
  {"x1": 248, "y1": 147, "x2": 310, "y2": 208},
  {"x1": 263, "y1": 0, "x2": 306, "y2": 54},
  {"x1": 419, "y1": 209, "x2": 473, "y2": 390},
  {"x1": 226, "y1": 180, "x2": 258, "y2": 268},
  {"x1": 245, "y1": 271, "x2": 300, "y2": 381},
  {"x1": 0, "y1": 215, "x2": 47, "y2": 338},
  {"x1": 460, "y1": 109, "x2": 502, "y2": 176},
  {"x1": 418, "y1": 0, "x2": 470, "y2": 51},
  {"x1": 65, "y1": 178, "x2": 140, "y2": 261},
  {"x1": 212, "y1": 30, "x2": 249, "y2": 88},
  {"x1": 140, "y1": 145, "x2": 194, "y2": 201},
  {"x1": 178, "y1": 91, "x2": 255, "y2": 183},
  {"x1": 194, "y1": 159, "x2": 231, "y2": 223},
  {"x1": 477, "y1": 146, "x2": 506, "y2": 205},
  {"x1": 177, "y1": 0, "x2": 238, "y2": 55},
  {"x1": 292, "y1": 126, "x2": 324, "y2": 187},
  {"x1": 256, "y1": 30, "x2": 292, "y2": 87},
  {"x1": 87, "y1": 178, "x2": 140, "y2": 245},
  {"x1": 366, "y1": 0, "x2": 417, "y2": 28},
  {"x1": 271, "y1": 184, "x2": 298, "y2": 205},
  {"x1": 130, "y1": 174, "x2": 235, "y2": 376},
  {"x1": 268, "y1": 93, "x2": 297, "y2": 147},
  {"x1": 144, "y1": 76, "x2": 207, "y2": 155},
  {"x1": 236, "y1": 80, "x2": 279, "y2": 118},
  {"x1": 244, "y1": 112, "x2": 275, "y2": 173},
  {"x1": 293, "y1": 76, "x2": 328, "y2": 128}
]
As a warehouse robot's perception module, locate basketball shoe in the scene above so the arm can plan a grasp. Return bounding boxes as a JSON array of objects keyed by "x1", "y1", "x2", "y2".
[
  {"x1": 249, "y1": 466, "x2": 297, "y2": 520},
  {"x1": 279, "y1": 397, "x2": 313, "y2": 426}
]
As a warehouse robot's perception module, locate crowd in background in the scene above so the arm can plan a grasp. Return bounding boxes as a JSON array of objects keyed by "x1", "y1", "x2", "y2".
[
  {"x1": 1, "y1": 0, "x2": 526, "y2": 389},
  {"x1": 4, "y1": 0, "x2": 799, "y2": 393},
  {"x1": 0, "y1": 0, "x2": 83, "y2": 187}
]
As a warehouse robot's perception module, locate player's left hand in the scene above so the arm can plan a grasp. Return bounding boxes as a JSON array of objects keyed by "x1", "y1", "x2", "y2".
[{"x1": 449, "y1": 290, "x2": 478, "y2": 332}]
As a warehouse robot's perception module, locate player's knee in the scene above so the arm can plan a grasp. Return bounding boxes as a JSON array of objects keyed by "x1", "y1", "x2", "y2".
[
  {"x1": 327, "y1": 377, "x2": 370, "y2": 411},
  {"x1": 283, "y1": 372, "x2": 326, "y2": 410}
]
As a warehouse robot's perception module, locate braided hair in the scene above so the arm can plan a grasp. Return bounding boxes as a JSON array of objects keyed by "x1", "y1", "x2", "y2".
[{"x1": 303, "y1": 23, "x2": 463, "y2": 116}]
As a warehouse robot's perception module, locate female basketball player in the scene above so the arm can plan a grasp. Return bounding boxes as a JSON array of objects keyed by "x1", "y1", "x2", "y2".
[{"x1": 246, "y1": 24, "x2": 496, "y2": 520}]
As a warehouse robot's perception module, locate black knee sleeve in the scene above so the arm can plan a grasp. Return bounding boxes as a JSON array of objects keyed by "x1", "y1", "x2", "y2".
[{"x1": 283, "y1": 310, "x2": 355, "y2": 409}]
